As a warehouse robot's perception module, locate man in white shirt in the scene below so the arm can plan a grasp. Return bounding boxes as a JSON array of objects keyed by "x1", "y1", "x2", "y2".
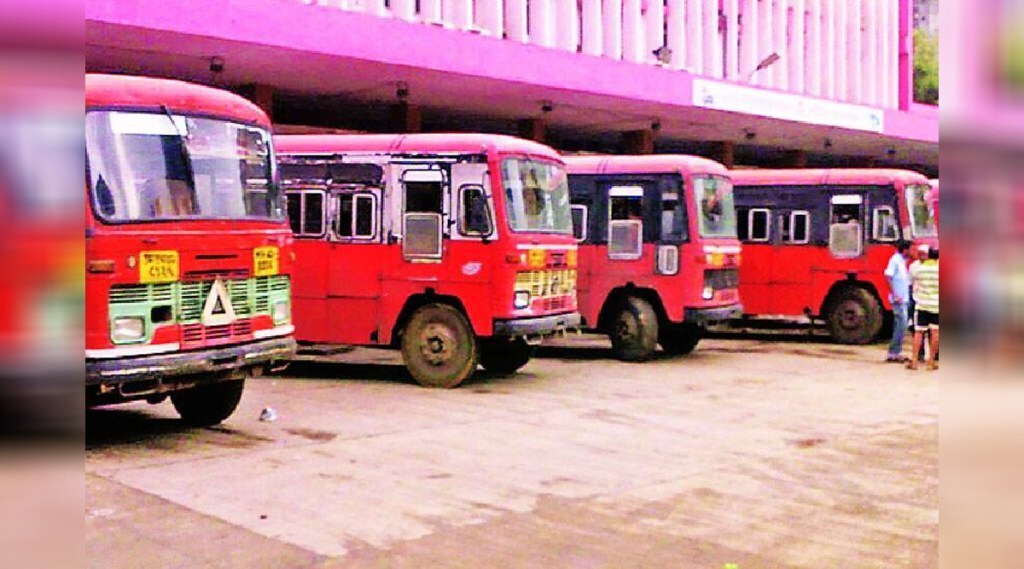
[{"x1": 884, "y1": 241, "x2": 913, "y2": 362}]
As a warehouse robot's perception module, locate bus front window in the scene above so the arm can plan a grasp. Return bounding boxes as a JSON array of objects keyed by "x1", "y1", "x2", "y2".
[
  {"x1": 693, "y1": 175, "x2": 737, "y2": 238},
  {"x1": 85, "y1": 111, "x2": 284, "y2": 222},
  {"x1": 501, "y1": 158, "x2": 573, "y2": 234},
  {"x1": 906, "y1": 184, "x2": 937, "y2": 238}
]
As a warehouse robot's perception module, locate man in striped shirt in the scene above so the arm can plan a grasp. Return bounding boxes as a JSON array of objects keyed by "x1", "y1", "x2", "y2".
[{"x1": 908, "y1": 248, "x2": 940, "y2": 370}]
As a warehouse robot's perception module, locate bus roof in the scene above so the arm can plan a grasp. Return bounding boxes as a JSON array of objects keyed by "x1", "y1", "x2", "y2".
[
  {"x1": 85, "y1": 73, "x2": 270, "y2": 127},
  {"x1": 275, "y1": 133, "x2": 563, "y2": 162},
  {"x1": 564, "y1": 154, "x2": 729, "y2": 176},
  {"x1": 729, "y1": 168, "x2": 929, "y2": 187}
]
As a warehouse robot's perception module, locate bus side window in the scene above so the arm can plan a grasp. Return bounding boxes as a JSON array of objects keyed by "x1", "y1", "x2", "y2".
[
  {"x1": 336, "y1": 193, "x2": 377, "y2": 239},
  {"x1": 458, "y1": 184, "x2": 493, "y2": 237},
  {"x1": 608, "y1": 187, "x2": 644, "y2": 260},
  {"x1": 829, "y1": 195, "x2": 864, "y2": 257},
  {"x1": 747, "y1": 208, "x2": 771, "y2": 242},
  {"x1": 286, "y1": 191, "x2": 326, "y2": 238},
  {"x1": 402, "y1": 170, "x2": 445, "y2": 259},
  {"x1": 872, "y1": 206, "x2": 898, "y2": 242},
  {"x1": 660, "y1": 191, "x2": 687, "y2": 243},
  {"x1": 783, "y1": 211, "x2": 810, "y2": 244},
  {"x1": 571, "y1": 204, "x2": 588, "y2": 242}
]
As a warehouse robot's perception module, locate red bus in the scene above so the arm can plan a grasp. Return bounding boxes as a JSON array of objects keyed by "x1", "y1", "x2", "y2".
[
  {"x1": 565, "y1": 155, "x2": 743, "y2": 361},
  {"x1": 730, "y1": 168, "x2": 939, "y2": 344},
  {"x1": 86, "y1": 74, "x2": 296, "y2": 425},
  {"x1": 276, "y1": 134, "x2": 581, "y2": 388}
]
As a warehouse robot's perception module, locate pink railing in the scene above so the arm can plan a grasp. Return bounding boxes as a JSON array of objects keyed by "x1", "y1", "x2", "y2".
[{"x1": 304, "y1": 0, "x2": 907, "y2": 109}]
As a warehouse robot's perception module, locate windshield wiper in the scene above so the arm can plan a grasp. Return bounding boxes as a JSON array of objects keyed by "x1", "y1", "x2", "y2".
[{"x1": 160, "y1": 105, "x2": 197, "y2": 193}]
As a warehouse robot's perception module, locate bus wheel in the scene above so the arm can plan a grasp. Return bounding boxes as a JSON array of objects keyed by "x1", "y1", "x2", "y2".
[
  {"x1": 479, "y1": 338, "x2": 535, "y2": 375},
  {"x1": 826, "y1": 288, "x2": 883, "y2": 345},
  {"x1": 659, "y1": 324, "x2": 703, "y2": 356},
  {"x1": 171, "y1": 378, "x2": 245, "y2": 427},
  {"x1": 609, "y1": 297, "x2": 659, "y2": 362},
  {"x1": 401, "y1": 303, "x2": 478, "y2": 388}
]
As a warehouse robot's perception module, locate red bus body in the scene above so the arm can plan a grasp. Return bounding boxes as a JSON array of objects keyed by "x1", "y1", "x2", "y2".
[
  {"x1": 276, "y1": 134, "x2": 581, "y2": 388},
  {"x1": 565, "y1": 155, "x2": 743, "y2": 360},
  {"x1": 731, "y1": 168, "x2": 938, "y2": 344},
  {"x1": 85, "y1": 74, "x2": 296, "y2": 422}
]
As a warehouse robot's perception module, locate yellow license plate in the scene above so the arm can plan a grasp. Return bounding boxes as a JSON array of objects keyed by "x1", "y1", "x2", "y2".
[
  {"x1": 139, "y1": 250, "x2": 179, "y2": 283},
  {"x1": 254, "y1": 246, "x2": 279, "y2": 277}
]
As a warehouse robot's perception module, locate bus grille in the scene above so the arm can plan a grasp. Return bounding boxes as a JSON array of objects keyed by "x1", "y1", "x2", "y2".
[
  {"x1": 704, "y1": 269, "x2": 739, "y2": 290},
  {"x1": 515, "y1": 269, "x2": 577, "y2": 301}
]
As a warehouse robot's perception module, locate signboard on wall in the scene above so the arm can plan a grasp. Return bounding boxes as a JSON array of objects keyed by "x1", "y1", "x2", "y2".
[{"x1": 692, "y1": 79, "x2": 886, "y2": 133}]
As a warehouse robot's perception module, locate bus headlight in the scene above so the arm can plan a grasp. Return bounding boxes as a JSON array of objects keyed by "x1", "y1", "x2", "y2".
[
  {"x1": 111, "y1": 317, "x2": 145, "y2": 343},
  {"x1": 513, "y1": 291, "x2": 531, "y2": 309},
  {"x1": 702, "y1": 287, "x2": 714, "y2": 301},
  {"x1": 272, "y1": 300, "x2": 290, "y2": 324}
]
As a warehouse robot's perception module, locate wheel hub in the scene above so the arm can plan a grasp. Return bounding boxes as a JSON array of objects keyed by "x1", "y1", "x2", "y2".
[
  {"x1": 839, "y1": 301, "x2": 865, "y2": 330},
  {"x1": 419, "y1": 323, "x2": 455, "y2": 366},
  {"x1": 615, "y1": 313, "x2": 637, "y2": 341}
]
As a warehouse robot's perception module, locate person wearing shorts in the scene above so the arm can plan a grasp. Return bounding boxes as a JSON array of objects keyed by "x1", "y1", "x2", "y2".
[{"x1": 909, "y1": 248, "x2": 939, "y2": 370}]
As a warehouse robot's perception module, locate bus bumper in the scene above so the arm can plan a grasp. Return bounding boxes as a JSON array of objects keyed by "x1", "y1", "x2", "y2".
[
  {"x1": 683, "y1": 304, "x2": 744, "y2": 325},
  {"x1": 86, "y1": 337, "x2": 297, "y2": 387},
  {"x1": 493, "y1": 312, "x2": 582, "y2": 338}
]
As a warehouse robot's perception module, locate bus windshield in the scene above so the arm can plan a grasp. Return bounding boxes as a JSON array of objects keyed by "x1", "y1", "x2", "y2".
[
  {"x1": 501, "y1": 157, "x2": 573, "y2": 234},
  {"x1": 86, "y1": 111, "x2": 284, "y2": 222},
  {"x1": 693, "y1": 175, "x2": 737, "y2": 238},
  {"x1": 906, "y1": 184, "x2": 937, "y2": 237}
]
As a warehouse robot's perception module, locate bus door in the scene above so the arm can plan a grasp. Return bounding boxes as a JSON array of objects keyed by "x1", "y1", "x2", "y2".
[
  {"x1": 447, "y1": 161, "x2": 494, "y2": 309},
  {"x1": 325, "y1": 181, "x2": 385, "y2": 345},
  {"x1": 381, "y1": 164, "x2": 450, "y2": 316},
  {"x1": 827, "y1": 193, "x2": 865, "y2": 260}
]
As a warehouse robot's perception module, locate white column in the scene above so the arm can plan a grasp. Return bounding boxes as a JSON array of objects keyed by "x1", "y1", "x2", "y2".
[
  {"x1": 422, "y1": 0, "x2": 443, "y2": 23},
  {"x1": 834, "y1": 0, "x2": 847, "y2": 101},
  {"x1": 622, "y1": 0, "x2": 645, "y2": 62},
  {"x1": 882, "y1": 0, "x2": 895, "y2": 107},
  {"x1": 556, "y1": 0, "x2": 581, "y2": 51},
  {"x1": 724, "y1": 0, "x2": 740, "y2": 79},
  {"x1": 505, "y1": 0, "x2": 529, "y2": 41},
  {"x1": 603, "y1": 0, "x2": 623, "y2": 59},
  {"x1": 477, "y1": 0, "x2": 504, "y2": 36},
  {"x1": 366, "y1": 0, "x2": 388, "y2": 17},
  {"x1": 530, "y1": 0, "x2": 557, "y2": 46},
  {"x1": 581, "y1": 0, "x2": 604, "y2": 55},
  {"x1": 706, "y1": 0, "x2": 723, "y2": 77},
  {"x1": 757, "y1": 0, "x2": 773, "y2": 86},
  {"x1": 790, "y1": 0, "x2": 805, "y2": 93},
  {"x1": 822, "y1": 0, "x2": 834, "y2": 98},
  {"x1": 806, "y1": 0, "x2": 821, "y2": 96},
  {"x1": 772, "y1": 0, "x2": 787, "y2": 89},
  {"x1": 667, "y1": 0, "x2": 686, "y2": 69},
  {"x1": 392, "y1": 0, "x2": 416, "y2": 20},
  {"x1": 645, "y1": 0, "x2": 666, "y2": 63},
  {"x1": 848, "y1": 0, "x2": 862, "y2": 102},
  {"x1": 740, "y1": 0, "x2": 759, "y2": 80},
  {"x1": 863, "y1": 0, "x2": 877, "y2": 105},
  {"x1": 687, "y1": 0, "x2": 705, "y2": 74}
]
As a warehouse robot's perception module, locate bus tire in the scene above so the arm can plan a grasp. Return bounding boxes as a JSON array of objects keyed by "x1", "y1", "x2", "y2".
[
  {"x1": 609, "y1": 296, "x2": 659, "y2": 362},
  {"x1": 401, "y1": 303, "x2": 478, "y2": 388},
  {"x1": 479, "y1": 338, "x2": 535, "y2": 375},
  {"x1": 171, "y1": 378, "x2": 245, "y2": 427},
  {"x1": 826, "y1": 287, "x2": 883, "y2": 345},
  {"x1": 659, "y1": 324, "x2": 703, "y2": 356}
]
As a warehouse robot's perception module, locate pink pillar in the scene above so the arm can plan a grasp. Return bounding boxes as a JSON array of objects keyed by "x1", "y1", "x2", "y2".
[
  {"x1": 897, "y1": 0, "x2": 912, "y2": 109},
  {"x1": 724, "y1": 0, "x2": 740, "y2": 79},
  {"x1": 392, "y1": 0, "x2": 415, "y2": 20},
  {"x1": 477, "y1": 0, "x2": 504, "y2": 35},
  {"x1": 772, "y1": 0, "x2": 787, "y2": 88},
  {"x1": 757, "y1": 0, "x2": 773, "y2": 86},
  {"x1": 864, "y1": 0, "x2": 878, "y2": 106},
  {"x1": 740, "y1": 0, "x2": 758, "y2": 80},
  {"x1": 687, "y1": 0, "x2": 705, "y2": 74},
  {"x1": 667, "y1": 0, "x2": 686, "y2": 70},
  {"x1": 422, "y1": 0, "x2": 442, "y2": 23},
  {"x1": 706, "y1": 0, "x2": 723, "y2": 77},
  {"x1": 556, "y1": 0, "x2": 580, "y2": 51},
  {"x1": 603, "y1": 0, "x2": 623, "y2": 59},
  {"x1": 645, "y1": 0, "x2": 666, "y2": 63},
  {"x1": 530, "y1": 0, "x2": 556, "y2": 47},
  {"x1": 791, "y1": 0, "x2": 805, "y2": 93},
  {"x1": 806, "y1": 0, "x2": 821, "y2": 96},
  {"x1": 622, "y1": 0, "x2": 645, "y2": 62},
  {"x1": 834, "y1": 0, "x2": 847, "y2": 101},
  {"x1": 505, "y1": 0, "x2": 529, "y2": 41},
  {"x1": 581, "y1": 0, "x2": 604, "y2": 55},
  {"x1": 849, "y1": 0, "x2": 862, "y2": 102}
]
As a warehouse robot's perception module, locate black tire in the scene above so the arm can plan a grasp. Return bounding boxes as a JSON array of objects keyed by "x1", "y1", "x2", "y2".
[
  {"x1": 609, "y1": 296, "x2": 659, "y2": 362},
  {"x1": 479, "y1": 338, "x2": 535, "y2": 375},
  {"x1": 400, "y1": 303, "x2": 478, "y2": 388},
  {"x1": 826, "y1": 287, "x2": 883, "y2": 345},
  {"x1": 171, "y1": 379, "x2": 245, "y2": 427},
  {"x1": 659, "y1": 324, "x2": 703, "y2": 356}
]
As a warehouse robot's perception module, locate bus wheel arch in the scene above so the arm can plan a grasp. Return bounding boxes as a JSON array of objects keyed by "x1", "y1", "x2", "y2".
[
  {"x1": 821, "y1": 281, "x2": 884, "y2": 345},
  {"x1": 395, "y1": 295, "x2": 479, "y2": 388}
]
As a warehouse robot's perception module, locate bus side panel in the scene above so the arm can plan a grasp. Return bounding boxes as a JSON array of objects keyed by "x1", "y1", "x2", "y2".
[
  {"x1": 575, "y1": 244, "x2": 598, "y2": 326},
  {"x1": 325, "y1": 243, "x2": 386, "y2": 345},
  {"x1": 737, "y1": 243, "x2": 775, "y2": 315},
  {"x1": 291, "y1": 240, "x2": 330, "y2": 343}
]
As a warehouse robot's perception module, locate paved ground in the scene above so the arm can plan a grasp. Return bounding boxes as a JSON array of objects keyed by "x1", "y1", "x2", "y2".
[{"x1": 85, "y1": 335, "x2": 938, "y2": 568}]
